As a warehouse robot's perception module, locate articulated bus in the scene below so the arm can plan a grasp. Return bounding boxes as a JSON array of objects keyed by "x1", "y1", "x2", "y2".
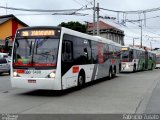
[
  {"x1": 152, "y1": 50, "x2": 160, "y2": 69},
  {"x1": 121, "y1": 46, "x2": 146, "y2": 72},
  {"x1": 121, "y1": 46, "x2": 156, "y2": 72},
  {"x1": 144, "y1": 50, "x2": 156, "y2": 70},
  {"x1": 11, "y1": 26, "x2": 121, "y2": 90}
]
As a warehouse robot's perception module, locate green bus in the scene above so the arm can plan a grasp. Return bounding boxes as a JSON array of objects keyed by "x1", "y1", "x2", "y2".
[
  {"x1": 121, "y1": 46, "x2": 146, "y2": 72},
  {"x1": 145, "y1": 50, "x2": 156, "y2": 70}
]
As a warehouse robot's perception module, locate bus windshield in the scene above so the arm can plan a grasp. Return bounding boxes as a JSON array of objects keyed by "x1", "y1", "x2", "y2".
[
  {"x1": 122, "y1": 50, "x2": 129, "y2": 62},
  {"x1": 121, "y1": 50, "x2": 133, "y2": 62},
  {"x1": 13, "y1": 37, "x2": 59, "y2": 68}
]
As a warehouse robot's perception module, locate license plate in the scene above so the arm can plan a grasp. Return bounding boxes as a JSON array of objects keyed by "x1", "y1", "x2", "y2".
[
  {"x1": 28, "y1": 80, "x2": 36, "y2": 83},
  {"x1": 25, "y1": 70, "x2": 41, "y2": 74}
]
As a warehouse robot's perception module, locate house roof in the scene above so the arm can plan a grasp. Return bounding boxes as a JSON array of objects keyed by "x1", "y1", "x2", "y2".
[
  {"x1": 0, "y1": 14, "x2": 28, "y2": 27},
  {"x1": 87, "y1": 20, "x2": 124, "y2": 33},
  {"x1": 0, "y1": 17, "x2": 11, "y2": 24}
]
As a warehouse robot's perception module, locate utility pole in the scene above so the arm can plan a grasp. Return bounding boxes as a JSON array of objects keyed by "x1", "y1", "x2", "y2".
[
  {"x1": 133, "y1": 38, "x2": 135, "y2": 47},
  {"x1": 140, "y1": 20, "x2": 143, "y2": 48},
  {"x1": 93, "y1": 0, "x2": 96, "y2": 35},
  {"x1": 150, "y1": 41, "x2": 152, "y2": 51},
  {"x1": 96, "y1": 3, "x2": 100, "y2": 36},
  {"x1": 133, "y1": 38, "x2": 139, "y2": 47}
]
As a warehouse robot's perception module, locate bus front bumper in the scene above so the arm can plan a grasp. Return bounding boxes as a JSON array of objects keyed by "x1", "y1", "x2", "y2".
[{"x1": 11, "y1": 77, "x2": 62, "y2": 90}]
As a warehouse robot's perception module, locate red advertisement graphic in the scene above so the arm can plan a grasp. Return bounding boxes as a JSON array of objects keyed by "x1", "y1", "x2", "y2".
[{"x1": 97, "y1": 43, "x2": 104, "y2": 64}]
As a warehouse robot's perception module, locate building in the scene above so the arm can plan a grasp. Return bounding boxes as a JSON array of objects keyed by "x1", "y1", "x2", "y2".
[
  {"x1": 0, "y1": 14, "x2": 28, "y2": 48},
  {"x1": 87, "y1": 20, "x2": 124, "y2": 45}
]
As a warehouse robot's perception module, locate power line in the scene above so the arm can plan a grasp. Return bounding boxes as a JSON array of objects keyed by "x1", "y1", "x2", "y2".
[
  {"x1": 100, "y1": 7, "x2": 160, "y2": 14},
  {"x1": 0, "y1": 5, "x2": 92, "y2": 12}
]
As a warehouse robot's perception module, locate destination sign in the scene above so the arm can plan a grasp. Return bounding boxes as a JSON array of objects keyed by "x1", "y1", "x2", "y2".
[
  {"x1": 21, "y1": 30, "x2": 55, "y2": 36},
  {"x1": 121, "y1": 47, "x2": 128, "y2": 50}
]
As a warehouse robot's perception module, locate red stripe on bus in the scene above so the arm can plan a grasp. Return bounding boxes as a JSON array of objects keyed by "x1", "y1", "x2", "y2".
[
  {"x1": 14, "y1": 63, "x2": 32, "y2": 67},
  {"x1": 13, "y1": 63, "x2": 56, "y2": 67},
  {"x1": 16, "y1": 69, "x2": 25, "y2": 74},
  {"x1": 122, "y1": 60, "x2": 129, "y2": 62},
  {"x1": 33, "y1": 63, "x2": 56, "y2": 67},
  {"x1": 72, "y1": 66, "x2": 79, "y2": 73},
  {"x1": 112, "y1": 59, "x2": 116, "y2": 64}
]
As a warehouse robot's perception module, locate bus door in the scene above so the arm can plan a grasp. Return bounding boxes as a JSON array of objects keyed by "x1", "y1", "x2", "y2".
[{"x1": 145, "y1": 51, "x2": 148, "y2": 69}]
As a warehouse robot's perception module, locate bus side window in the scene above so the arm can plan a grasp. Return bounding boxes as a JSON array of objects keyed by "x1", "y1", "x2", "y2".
[
  {"x1": 130, "y1": 50, "x2": 133, "y2": 60},
  {"x1": 62, "y1": 41, "x2": 73, "y2": 62}
]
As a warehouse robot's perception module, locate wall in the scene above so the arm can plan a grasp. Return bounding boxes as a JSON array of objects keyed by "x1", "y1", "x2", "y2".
[
  {"x1": 0, "y1": 20, "x2": 12, "y2": 40},
  {"x1": 0, "y1": 19, "x2": 26, "y2": 40}
]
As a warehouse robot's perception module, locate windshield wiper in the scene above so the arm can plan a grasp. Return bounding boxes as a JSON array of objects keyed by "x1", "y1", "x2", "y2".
[{"x1": 36, "y1": 37, "x2": 50, "y2": 48}]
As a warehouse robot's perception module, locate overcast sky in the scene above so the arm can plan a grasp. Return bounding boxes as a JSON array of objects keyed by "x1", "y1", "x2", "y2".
[{"x1": 1, "y1": 0, "x2": 160, "y2": 48}]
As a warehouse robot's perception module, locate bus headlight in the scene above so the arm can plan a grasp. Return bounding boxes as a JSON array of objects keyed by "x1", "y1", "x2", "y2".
[
  {"x1": 49, "y1": 72, "x2": 56, "y2": 78},
  {"x1": 13, "y1": 72, "x2": 18, "y2": 77}
]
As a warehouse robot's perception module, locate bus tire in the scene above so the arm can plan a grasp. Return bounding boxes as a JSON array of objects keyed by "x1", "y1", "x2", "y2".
[
  {"x1": 142, "y1": 63, "x2": 145, "y2": 71},
  {"x1": 133, "y1": 64, "x2": 136, "y2": 72},
  {"x1": 151, "y1": 64, "x2": 154, "y2": 70},
  {"x1": 108, "y1": 67, "x2": 113, "y2": 80},
  {"x1": 77, "y1": 71, "x2": 85, "y2": 89},
  {"x1": 112, "y1": 66, "x2": 116, "y2": 77},
  {"x1": 8, "y1": 71, "x2": 10, "y2": 75},
  {"x1": 119, "y1": 64, "x2": 121, "y2": 73}
]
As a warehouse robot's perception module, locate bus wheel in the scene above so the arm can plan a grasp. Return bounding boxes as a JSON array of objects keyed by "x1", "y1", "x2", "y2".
[
  {"x1": 77, "y1": 72, "x2": 85, "y2": 89},
  {"x1": 119, "y1": 64, "x2": 121, "y2": 73},
  {"x1": 133, "y1": 65, "x2": 136, "y2": 72},
  {"x1": 142, "y1": 64, "x2": 145, "y2": 71},
  {"x1": 112, "y1": 66, "x2": 116, "y2": 77},
  {"x1": 108, "y1": 68, "x2": 112, "y2": 80},
  {"x1": 151, "y1": 64, "x2": 154, "y2": 70}
]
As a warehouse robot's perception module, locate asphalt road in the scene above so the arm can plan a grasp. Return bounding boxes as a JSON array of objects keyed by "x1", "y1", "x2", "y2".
[
  {"x1": 0, "y1": 70, "x2": 159, "y2": 115},
  {"x1": 145, "y1": 77, "x2": 160, "y2": 113}
]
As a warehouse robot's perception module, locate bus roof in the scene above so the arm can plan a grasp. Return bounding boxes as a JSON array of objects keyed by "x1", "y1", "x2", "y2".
[
  {"x1": 121, "y1": 46, "x2": 145, "y2": 51},
  {"x1": 17, "y1": 26, "x2": 61, "y2": 31},
  {"x1": 16, "y1": 26, "x2": 121, "y2": 47},
  {"x1": 61, "y1": 27, "x2": 121, "y2": 47}
]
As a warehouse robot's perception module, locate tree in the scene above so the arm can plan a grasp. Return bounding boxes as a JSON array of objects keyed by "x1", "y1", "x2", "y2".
[{"x1": 58, "y1": 21, "x2": 86, "y2": 33}]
